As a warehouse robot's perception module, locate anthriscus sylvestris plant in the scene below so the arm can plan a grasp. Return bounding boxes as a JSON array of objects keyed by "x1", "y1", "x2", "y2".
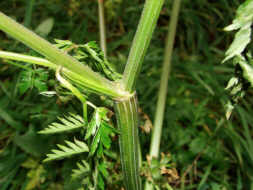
[{"x1": 0, "y1": 0, "x2": 183, "y2": 189}]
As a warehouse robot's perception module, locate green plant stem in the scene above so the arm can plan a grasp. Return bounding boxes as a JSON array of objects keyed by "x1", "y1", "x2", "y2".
[
  {"x1": 56, "y1": 67, "x2": 88, "y2": 121},
  {"x1": 145, "y1": 0, "x2": 181, "y2": 189},
  {"x1": 150, "y1": 0, "x2": 181, "y2": 158},
  {"x1": 115, "y1": 0, "x2": 165, "y2": 189},
  {"x1": 98, "y1": 0, "x2": 107, "y2": 58},
  {"x1": 122, "y1": 0, "x2": 165, "y2": 92},
  {"x1": 24, "y1": 0, "x2": 35, "y2": 27},
  {"x1": 0, "y1": 12, "x2": 127, "y2": 98},
  {"x1": 0, "y1": 50, "x2": 127, "y2": 97},
  {"x1": 114, "y1": 94, "x2": 142, "y2": 190},
  {"x1": 0, "y1": 50, "x2": 57, "y2": 69}
]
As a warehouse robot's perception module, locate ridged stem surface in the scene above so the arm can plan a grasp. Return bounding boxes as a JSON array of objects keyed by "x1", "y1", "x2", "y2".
[{"x1": 114, "y1": 94, "x2": 141, "y2": 190}]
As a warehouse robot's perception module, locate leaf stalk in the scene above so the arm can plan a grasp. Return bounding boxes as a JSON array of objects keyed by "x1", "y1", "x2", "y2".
[
  {"x1": 122, "y1": 0, "x2": 165, "y2": 92},
  {"x1": 0, "y1": 12, "x2": 127, "y2": 98}
]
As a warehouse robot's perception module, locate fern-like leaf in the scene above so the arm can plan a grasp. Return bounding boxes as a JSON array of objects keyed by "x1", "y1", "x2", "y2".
[
  {"x1": 71, "y1": 160, "x2": 90, "y2": 179},
  {"x1": 38, "y1": 113, "x2": 84, "y2": 134},
  {"x1": 43, "y1": 138, "x2": 89, "y2": 162}
]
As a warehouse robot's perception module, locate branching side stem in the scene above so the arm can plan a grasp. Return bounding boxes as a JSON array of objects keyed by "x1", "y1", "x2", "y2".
[
  {"x1": 0, "y1": 51, "x2": 127, "y2": 98},
  {"x1": 0, "y1": 12, "x2": 127, "y2": 98},
  {"x1": 122, "y1": 0, "x2": 165, "y2": 92},
  {"x1": 56, "y1": 67, "x2": 88, "y2": 121}
]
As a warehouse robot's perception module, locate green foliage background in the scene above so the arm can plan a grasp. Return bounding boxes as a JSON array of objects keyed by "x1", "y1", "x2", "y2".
[{"x1": 0, "y1": 0, "x2": 252, "y2": 189}]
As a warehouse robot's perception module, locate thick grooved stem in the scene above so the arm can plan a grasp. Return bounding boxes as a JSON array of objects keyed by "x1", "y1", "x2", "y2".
[{"x1": 114, "y1": 94, "x2": 142, "y2": 190}]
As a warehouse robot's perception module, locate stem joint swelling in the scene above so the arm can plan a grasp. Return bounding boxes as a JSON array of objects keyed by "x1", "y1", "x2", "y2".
[{"x1": 114, "y1": 93, "x2": 142, "y2": 190}]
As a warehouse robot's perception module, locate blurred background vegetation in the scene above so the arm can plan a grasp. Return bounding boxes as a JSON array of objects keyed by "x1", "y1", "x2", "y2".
[{"x1": 0, "y1": 0, "x2": 252, "y2": 189}]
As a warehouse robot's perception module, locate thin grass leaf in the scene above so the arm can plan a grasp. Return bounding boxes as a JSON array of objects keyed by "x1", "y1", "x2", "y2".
[
  {"x1": 43, "y1": 139, "x2": 89, "y2": 162},
  {"x1": 38, "y1": 113, "x2": 85, "y2": 134}
]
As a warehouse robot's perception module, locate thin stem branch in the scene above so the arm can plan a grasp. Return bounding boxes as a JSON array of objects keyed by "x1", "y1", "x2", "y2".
[
  {"x1": 0, "y1": 12, "x2": 127, "y2": 98},
  {"x1": 149, "y1": 0, "x2": 181, "y2": 158},
  {"x1": 0, "y1": 50, "x2": 57, "y2": 69},
  {"x1": 122, "y1": 0, "x2": 165, "y2": 92},
  {"x1": 145, "y1": 0, "x2": 181, "y2": 189},
  {"x1": 56, "y1": 66, "x2": 88, "y2": 121},
  {"x1": 98, "y1": 0, "x2": 107, "y2": 58}
]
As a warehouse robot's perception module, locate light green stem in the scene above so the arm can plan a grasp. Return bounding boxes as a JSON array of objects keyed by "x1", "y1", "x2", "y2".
[
  {"x1": 114, "y1": 94, "x2": 142, "y2": 190},
  {"x1": 150, "y1": 0, "x2": 181, "y2": 158},
  {"x1": 0, "y1": 12, "x2": 127, "y2": 98},
  {"x1": 0, "y1": 50, "x2": 57, "y2": 69},
  {"x1": 145, "y1": 0, "x2": 181, "y2": 189},
  {"x1": 122, "y1": 0, "x2": 165, "y2": 92},
  {"x1": 56, "y1": 67, "x2": 88, "y2": 121},
  {"x1": 98, "y1": 0, "x2": 107, "y2": 58},
  {"x1": 0, "y1": 50, "x2": 128, "y2": 97}
]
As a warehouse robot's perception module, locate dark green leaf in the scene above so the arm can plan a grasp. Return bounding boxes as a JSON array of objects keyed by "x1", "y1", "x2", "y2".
[
  {"x1": 101, "y1": 124, "x2": 112, "y2": 149},
  {"x1": 90, "y1": 127, "x2": 102, "y2": 156},
  {"x1": 98, "y1": 173, "x2": 105, "y2": 190},
  {"x1": 18, "y1": 70, "x2": 33, "y2": 95},
  {"x1": 98, "y1": 163, "x2": 109, "y2": 178}
]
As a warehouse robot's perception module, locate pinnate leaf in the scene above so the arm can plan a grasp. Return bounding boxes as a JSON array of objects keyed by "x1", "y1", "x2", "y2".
[
  {"x1": 223, "y1": 0, "x2": 253, "y2": 62},
  {"x1": 38, "y1": 113, "x2": 85, "y2": 134},
  {"x1": 71, "y1": 160, "x2": 90, "y2": 179},
  {"x1": 43, "y1": 138, "x2": 89, "y2": 162},
  {"x1": 223, "y1": 27, "x2": 251, "y2": 62}
]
